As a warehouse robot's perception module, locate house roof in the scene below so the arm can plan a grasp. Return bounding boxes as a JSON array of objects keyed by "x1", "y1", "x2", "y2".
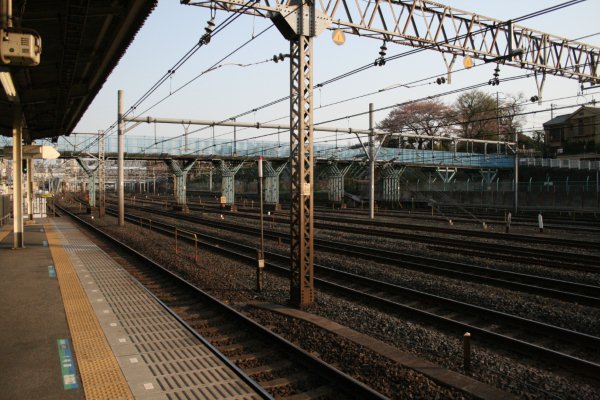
[{"x1": 543, "y1": 106, "x2": 600, "y2": 127}]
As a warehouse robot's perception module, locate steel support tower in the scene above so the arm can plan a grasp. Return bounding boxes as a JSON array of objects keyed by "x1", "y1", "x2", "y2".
[{"x1": 181, "y1": 0, "x2": 600, "y2": 307}]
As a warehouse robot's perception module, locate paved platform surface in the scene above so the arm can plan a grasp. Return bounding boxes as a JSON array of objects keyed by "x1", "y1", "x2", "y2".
[
  {"x1": 0, "y1": 220, "x2": 84, "y2": 400},
  {"x1": 0, "y1": 218, "x2": 264, "y2": 400}
]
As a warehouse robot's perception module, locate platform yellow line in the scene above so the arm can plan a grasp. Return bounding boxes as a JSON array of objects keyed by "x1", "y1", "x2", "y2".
[{"x1": 45, "y1": 222, "x2": 133, "y2": 400}]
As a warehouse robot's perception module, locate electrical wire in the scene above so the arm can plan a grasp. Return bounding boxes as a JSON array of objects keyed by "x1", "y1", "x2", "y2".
[
  {"x1": 170, "y1": 0, "x2": 596, "y2": 148},
  {"x1": 81, "y1": 0, "x2": 593, "y2": 155},
  {"x1": 171, "y1": 92, "x2": 598, "y2": 159},
  {"x1": 78, "y1": 0, "x2": 261, "y2": 152}
]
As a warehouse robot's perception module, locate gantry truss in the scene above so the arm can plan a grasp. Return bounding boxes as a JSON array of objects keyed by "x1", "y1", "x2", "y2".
[
  {"x1": 182, "y1": 0, "x2": 600, "y2": 307},
  {"x1": 184, "y1": 0, "x2": 600, "y2": 84}
]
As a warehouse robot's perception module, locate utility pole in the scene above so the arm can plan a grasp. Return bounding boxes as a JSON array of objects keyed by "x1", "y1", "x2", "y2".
[
  {"x1": 257, "y1": 156, "x2": 265, "y2": 291},
  {"x1": 496, "y1": 92, "x2": 500, "y2": 143},
  {"x1": 369, "y1": 103, "x2": 375, "y2": 220},
  {"x1": 514, "y1": 130, "x2": 519, "y2": 215},
  {"x1": 117, "y1": 90, "x2": 125, "y2": 226},
  {"x1": 98, "y1": 130, "x2": 106, "y2": 217}
]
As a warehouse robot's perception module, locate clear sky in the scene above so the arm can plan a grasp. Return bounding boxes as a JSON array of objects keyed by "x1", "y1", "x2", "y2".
[{"x1": 73, "y1": 0, "x2": 600, "y2": 150}]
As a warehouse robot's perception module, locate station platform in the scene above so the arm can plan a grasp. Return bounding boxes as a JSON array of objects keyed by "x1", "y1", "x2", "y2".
[{"x1": 0, "y1": 218, "x2": 264, "y2": 400}]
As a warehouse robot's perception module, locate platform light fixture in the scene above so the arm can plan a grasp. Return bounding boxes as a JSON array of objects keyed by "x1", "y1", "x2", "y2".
[{"x1": 0, "y1": 69, "x2": 17, "y2": 101}]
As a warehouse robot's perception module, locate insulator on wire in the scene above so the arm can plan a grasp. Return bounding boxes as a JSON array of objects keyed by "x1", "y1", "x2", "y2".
[
  {"x1": 436, "y1": 77, "x2": 446, "y2": 85},
  {"x1": 374, "y1": 40, "x2": 387, "y2": 66},
  {"x1": 205, "y1": 17, "x2": 215, "y2": 34},
  {"x1": 272, "y1": 53, "x2": 288, "y2": 63},
  {"x1": 487, "y1": 65, "x2": 501, "y2": 85},
  {"x1": 200, "y1": 17, "x2": 216, "y2": 44},
  {"x1": 530, "y1": 95, "x2": 540, "y2": 103}
]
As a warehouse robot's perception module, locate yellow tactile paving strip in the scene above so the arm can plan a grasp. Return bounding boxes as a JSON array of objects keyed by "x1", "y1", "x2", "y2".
[{"x1": 45, "y1": 223, "x2": 134, "y2": 400}]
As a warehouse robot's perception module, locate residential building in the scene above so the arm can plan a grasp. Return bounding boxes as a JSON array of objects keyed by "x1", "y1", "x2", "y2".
[{"x1": 543, "y1": 106, "x2": 600, "y2": 158}]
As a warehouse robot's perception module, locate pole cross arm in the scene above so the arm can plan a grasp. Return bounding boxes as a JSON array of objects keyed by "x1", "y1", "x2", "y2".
[
  {"x1": 165, "y1": 159, "x2": 196, "y2": 176},
  {"x1": 76, "y1": 158, "x2": 98, "y2": 177},
  {"x1": 165, "y1": 159, "x2": 183, "y2": 176},
  {"x1": 183, "y1": 0, "x2": 600, "y2": 84}
]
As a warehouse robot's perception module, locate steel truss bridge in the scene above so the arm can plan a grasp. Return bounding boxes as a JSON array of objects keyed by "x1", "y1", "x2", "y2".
[{"x1": 48, "y1": 134, "x2": 515, "y2": 169}]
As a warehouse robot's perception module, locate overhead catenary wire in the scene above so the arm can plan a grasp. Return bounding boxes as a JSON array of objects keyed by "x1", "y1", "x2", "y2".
[
  {"x1": 82, "y1": 0, "x2": 593, "y2": 155},
  {"x1": 160, "y1": 0, "x2": 595, "y2": 150},
  {"x1": 170, "y1": 88, "x2": 598, "y2": 159},
  {"x1": 78, "y1": 0, "x2": 262, "y2": 152}
]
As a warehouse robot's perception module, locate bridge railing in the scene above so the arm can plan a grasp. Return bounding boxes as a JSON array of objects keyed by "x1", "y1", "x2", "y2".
[
  {"x1": 42, "y1": 135, "x2": 516, "y2": 168},
  {"x1": 520, "y1": 158, "x2": 600, "y2": 170}
]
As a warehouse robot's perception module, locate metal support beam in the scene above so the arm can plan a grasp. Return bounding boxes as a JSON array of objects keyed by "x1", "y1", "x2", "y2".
[
  {"x1": 289, "y1": 26, "x2": 315, "y2": 307},
  {"x1": 117, "y1": 89, "x2": 124, "y2": 226},
  {"x1": 263, "y1": 160, "x2": 287, "y2": 205},
  {"x1": 12, "y1": 111, "x2": 23, "y2": 248},
  {"x1": 184, "y1": 0, "x2": 600, "y2": 85},
  {"x1": 126, "y1": 115, "x2": 514, "y2": 148}
]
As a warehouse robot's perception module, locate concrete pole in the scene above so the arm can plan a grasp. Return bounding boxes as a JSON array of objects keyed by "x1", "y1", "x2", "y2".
[
  {"x1": 117, "y1": 90, "x2": 125, "y2": 226},
  {"x1": 12, "y1": 117, "x2": 24, "y2": 248},
  {"x1": 26, "y1": 157, "x2": 33, "y2": 220},
  {"x1": 513, "y1": 131, "x2": 519, "y2": 215},
  {"x1": 369, "y1": 103, "x2": 375, "y2": 220}
]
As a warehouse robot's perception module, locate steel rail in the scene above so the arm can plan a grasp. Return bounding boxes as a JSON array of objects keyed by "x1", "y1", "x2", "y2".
[
  {"x1": 58, "y1": 204, "x2": 388, "y2": 400},
  {"x1": 128, "y1": 201, "x2": 600, "y2": 305},
  {"x1": 112, "y1": 197, "x2": 600, "y2": 275},
  {"x1": 94, "y1": 204, "x2": 600, "y2": 380}
]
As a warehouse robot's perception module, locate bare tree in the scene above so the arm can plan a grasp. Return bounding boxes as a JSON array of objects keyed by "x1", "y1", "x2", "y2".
[
  {"x1": 499, "y1": 93, "x2": 525, "y2": 141},
  {"x1": 377, "y1": 99, "x2": 452, "y2": 149},
  {"x1": 452, "y1": 90, "x2": 497, "y2": 140}
]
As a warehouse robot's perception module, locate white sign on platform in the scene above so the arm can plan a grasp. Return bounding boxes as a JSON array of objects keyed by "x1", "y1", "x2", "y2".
[{"x1": 2, "y1": 145, "x2": 60, "y2": 160}]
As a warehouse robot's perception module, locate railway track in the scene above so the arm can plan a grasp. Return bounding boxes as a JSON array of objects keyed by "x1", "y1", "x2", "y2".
[
  {"x1": 139, "y1": 193, "x2": 600, "y2": 232},
  {"x1": 58, "y1": 205, "x2": 387, "y2": 400},
  {"x1": 76, "y1": 203, "x2": 600, "y2": 381},
  {"x1": 112, "y1": 202, "x2": 600, "y2": 301},
  {"x1": 121, "y1": 195, "x2": 600, "y2": 260}
]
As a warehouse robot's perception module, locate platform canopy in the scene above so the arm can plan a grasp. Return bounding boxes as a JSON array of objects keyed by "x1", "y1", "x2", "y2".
[{"x1": 0, "y1": 0, "x2": 157, "y2": 142}]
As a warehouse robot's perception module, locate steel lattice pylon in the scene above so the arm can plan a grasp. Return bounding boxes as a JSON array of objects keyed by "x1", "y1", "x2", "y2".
[
  {"x1": 180, "y1": 0, "x2": 600, "y2": 307},
  {"x1": 289, "y1": 34, "x2": 314, "y2": 307}
]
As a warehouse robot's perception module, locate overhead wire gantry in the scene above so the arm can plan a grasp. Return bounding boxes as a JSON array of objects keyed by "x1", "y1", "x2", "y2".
[{"x1": 181, "y1": 0, "x2": 600, "y2": 307}]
